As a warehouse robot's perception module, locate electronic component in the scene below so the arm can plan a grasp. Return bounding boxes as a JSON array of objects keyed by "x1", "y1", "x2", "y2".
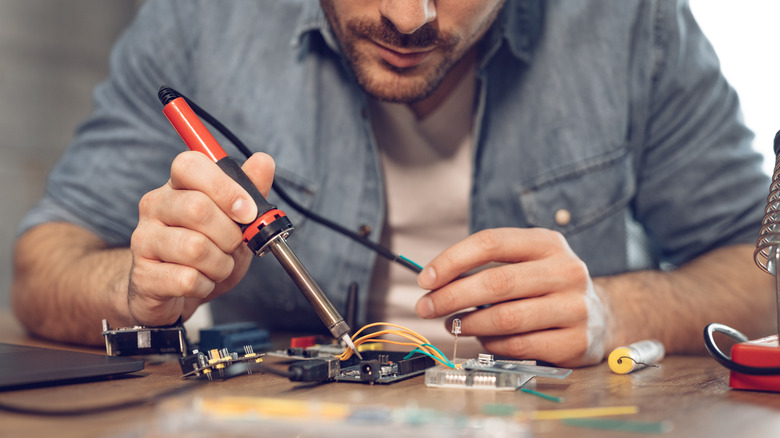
[
  {"x1": 335, "y1": 351, "x2": 435, "y2": 384},
  {"x1": 180, "y1": 345, "x2": 263, "y2": 380},
  {"x1": 289, "y1": 335, "x2": 318, "y2": 349},
  {"x1": 264, "y1": 348, "x2": 435, "y2": 384},
  {"x1": 181, "y1": 322, "x2": 443, "y2": 385},
  {"x1": 451, "y1": 318, "x2": 462, "y2": 362},
  {"x1": 425, "y1": 365, "x2": 533, "y2": 391},
  {"x1": 102, "y1": 319, "x2": 188, "y2": 356},
  {"x1": 266, "y1": 341, "x2": 344, "y2": 360},
  {"x1": 182, "y1": 343, "x2": 435, "y2": 385},
  {"x1": 462, "y1": 353, "x2": 572, "y2": 379},
  {"x1": 288, "y1": 357, "x2": 341, "y2": 382},
  {"x1": 425, "y1": 354, "x2": 572, "y2": 391},
  {"x1": 199, "y1": 322, "x2": 271, "y2": 354}
]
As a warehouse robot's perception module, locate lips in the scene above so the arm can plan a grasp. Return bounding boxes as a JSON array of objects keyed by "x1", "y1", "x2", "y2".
[{"x1": 371, "y1": 41, "x2": 435, "y2": 69}]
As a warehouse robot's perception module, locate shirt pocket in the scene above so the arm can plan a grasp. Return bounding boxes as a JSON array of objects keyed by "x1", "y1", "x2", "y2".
[{"x1": 515, "y1": 148, "x2": 635, "y2": 236}]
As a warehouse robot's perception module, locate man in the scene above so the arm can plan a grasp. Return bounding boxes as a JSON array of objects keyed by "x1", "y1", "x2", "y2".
[{"x1": 12, "y1": 0, "x2": 774, "y2": 367}]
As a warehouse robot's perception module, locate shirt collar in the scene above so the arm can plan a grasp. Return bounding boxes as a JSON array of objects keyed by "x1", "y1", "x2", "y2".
[
  {"x1": 490, "y1": 0, "x2": 544, "y2": 64},
  {"x1": 293, "y1": 0, "x2": 544, "y2": 63},
  {"x1": 292, "y1": 1, "x2": 340, "y2": 53}
]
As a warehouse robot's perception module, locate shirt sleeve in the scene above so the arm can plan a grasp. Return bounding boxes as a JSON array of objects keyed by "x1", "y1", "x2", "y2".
[
  {"x1": 632, "y1": 0, "x2": 768, "y2": 267},
  {"x1": 16, "y1": 0, "x2": 198, "y2": 246}
]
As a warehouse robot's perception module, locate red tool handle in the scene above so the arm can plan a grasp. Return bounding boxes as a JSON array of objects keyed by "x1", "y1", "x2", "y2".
[
  {"x1": 158, "y1": 87, "x2": 293, "y2": 255},
  {"x1": 162, "y1": 97, "x2": 228, "y2": 162}
]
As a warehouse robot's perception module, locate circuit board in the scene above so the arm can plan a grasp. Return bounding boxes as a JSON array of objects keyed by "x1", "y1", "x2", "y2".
[
  {"x1": 334, "y1": 350, "x2": 436, "y2": 384},
  {"x1": 180, "y1": 345, "x2": 436, "y2": 385},
  {"x1": 268, "y1": 348, "x2": 436, "y2": 384}
]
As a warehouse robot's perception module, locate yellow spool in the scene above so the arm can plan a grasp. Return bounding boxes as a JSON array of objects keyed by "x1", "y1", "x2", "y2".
[
  {"x1": 608, "y1": 340, "x2": 665, "y2": 374},
  {"x1": 608, "y1": 347, "x2": 636, "y2": 374}
]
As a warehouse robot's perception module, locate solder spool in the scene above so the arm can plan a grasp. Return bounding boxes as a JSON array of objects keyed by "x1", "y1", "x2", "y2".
[{"x1": 608, "y1": 339, "x2": 665, "y2": 374}]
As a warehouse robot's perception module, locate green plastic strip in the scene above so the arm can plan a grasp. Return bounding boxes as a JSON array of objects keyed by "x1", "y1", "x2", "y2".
[{"x1": 520, "y1": 388, "x2": 563, "y2": 403}]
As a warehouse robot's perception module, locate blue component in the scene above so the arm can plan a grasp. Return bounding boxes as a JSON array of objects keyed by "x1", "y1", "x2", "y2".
[{"x1": 199, "y1": 322, "x2": 271, "y2": 353}]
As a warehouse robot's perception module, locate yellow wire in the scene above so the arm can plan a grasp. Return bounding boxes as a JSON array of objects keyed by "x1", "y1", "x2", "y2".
[
  {"x1": 353, "y1": 339, "x2": 420, "y2": 350},
  {"x1": 350, "y1": 331, "x2": 449, "y2": 363},
  {"x1": 353, "y1": 329, "x2": 428, "y2": 346},
  {"x1": 352, "y1": 322, "x2": 431, "y2": 344},
  {"x1": 340, "y1": 323, "x2": 429, "y2": 360},
  {"x1": 337, "y1": 322, "x2": 451, "y2": 366}
]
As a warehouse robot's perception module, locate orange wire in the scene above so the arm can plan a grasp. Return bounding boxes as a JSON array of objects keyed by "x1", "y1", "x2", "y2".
[{"x1": 337, "y1": 322, "x2": 450, "y2": 365}]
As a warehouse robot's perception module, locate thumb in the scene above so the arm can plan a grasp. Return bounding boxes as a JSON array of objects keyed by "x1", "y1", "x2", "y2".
[{"x1": 241, "y1": 152, "x2": 276, "y2": 199}]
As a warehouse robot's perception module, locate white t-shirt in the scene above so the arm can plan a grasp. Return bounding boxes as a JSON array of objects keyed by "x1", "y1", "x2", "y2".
[{"x1": 367, "y1": 66, "x2": 483, "y2": 358}]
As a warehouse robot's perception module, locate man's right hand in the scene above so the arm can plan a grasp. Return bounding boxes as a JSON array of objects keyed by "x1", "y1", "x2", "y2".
[{"x1": 128, "y1": 151, "x2": 275, "y2": 326}]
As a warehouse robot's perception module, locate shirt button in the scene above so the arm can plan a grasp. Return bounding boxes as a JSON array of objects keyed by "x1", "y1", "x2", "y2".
[{"x1": 554, "y1": 209, "x2": 571, "y2": 227}]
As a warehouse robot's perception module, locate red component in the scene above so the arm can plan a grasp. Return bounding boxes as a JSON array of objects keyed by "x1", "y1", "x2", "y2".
[
  {"x1": 290, "y1": 336, "x2": 317, "y2": 349},
  {"x1": 242, "y1": 209, "x2": 287, "y2": 243},
  {"x1": 729, "y1": 335, "x2": 780, "y2": 392},
  {"x1": 162, "y1": 97, "x2": 228, "y2": 162}
]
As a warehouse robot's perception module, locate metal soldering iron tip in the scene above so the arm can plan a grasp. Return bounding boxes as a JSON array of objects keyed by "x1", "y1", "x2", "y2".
[{"x1": 341, "y1": 334, "x2": 362, "y2": 360}]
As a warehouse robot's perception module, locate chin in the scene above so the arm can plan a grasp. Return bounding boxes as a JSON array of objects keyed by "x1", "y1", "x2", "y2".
[{"x1": 356, "y1": 66, "x2": 441, "y2": 104}]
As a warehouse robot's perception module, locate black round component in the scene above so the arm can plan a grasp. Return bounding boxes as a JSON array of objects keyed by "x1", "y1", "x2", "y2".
[{"x1": 359, "y1": 360, "x2": 382, "y2": 382}]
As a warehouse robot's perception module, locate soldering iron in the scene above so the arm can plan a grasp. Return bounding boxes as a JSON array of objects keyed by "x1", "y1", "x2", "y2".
[{"x1": 157, "y1": 86, "x2": 361, "y2": 360}]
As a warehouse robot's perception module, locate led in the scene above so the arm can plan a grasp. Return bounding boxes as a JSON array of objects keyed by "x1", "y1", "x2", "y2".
[{"x1": 451, "y1": 318, "x2": 461, "y2": 362}]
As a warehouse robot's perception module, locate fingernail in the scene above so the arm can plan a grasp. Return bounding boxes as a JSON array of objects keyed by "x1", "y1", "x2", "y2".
[
  {"x1": 418, "y1": 266, "x2": 436, "y2": 289},
  {"x1": 416, "y1": 296, "x2": 435, "y2": 319},
  {"x1": 231, "y1": 198, "x2": 254, "y2": 223}
]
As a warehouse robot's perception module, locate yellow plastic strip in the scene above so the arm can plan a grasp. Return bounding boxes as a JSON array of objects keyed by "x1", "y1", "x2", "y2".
[
  {"x1": 528, "y1": 405, "x2": 639, "y2": 420},
  {"x1": 199, "y1": 397, "x2": 350, "y2": 420}
]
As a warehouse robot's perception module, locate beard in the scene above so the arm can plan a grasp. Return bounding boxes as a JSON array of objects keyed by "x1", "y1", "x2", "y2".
[{"x1": 327, "y1": 14, "x2": 462, "y2": 103}]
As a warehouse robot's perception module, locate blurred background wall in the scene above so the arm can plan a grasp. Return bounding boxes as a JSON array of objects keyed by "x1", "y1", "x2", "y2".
[
  {"x1": 0, "y1": 1, "x2": 777, "y2": 314},
  {"x1": 0, "y1": 1, "x2": 139, "y2": 310},
  {"x1": 690, "y1": 0, "x2": 780, "y2": 176}
]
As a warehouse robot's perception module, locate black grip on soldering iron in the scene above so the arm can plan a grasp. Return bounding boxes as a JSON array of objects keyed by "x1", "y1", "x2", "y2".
[
  {"x1": 216, "y1": 157, "x2": 294, "y2": 254},
  {"x1": 216, "y1": 156, "x2": 275, "y2": 219}
]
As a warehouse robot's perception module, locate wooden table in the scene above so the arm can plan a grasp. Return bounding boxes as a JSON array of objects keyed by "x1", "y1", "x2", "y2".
[{"x1": 1, "y1": 311, "x2": 779, "y2": 438}]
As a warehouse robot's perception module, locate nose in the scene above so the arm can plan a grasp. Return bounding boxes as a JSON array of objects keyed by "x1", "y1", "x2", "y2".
[{"x1": 378, "y1": 0, "x2": 437, "y2": 34}]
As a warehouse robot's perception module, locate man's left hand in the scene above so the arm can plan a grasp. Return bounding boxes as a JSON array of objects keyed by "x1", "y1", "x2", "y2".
[{"x1": 416, "y1": 227, "x2": 609, "y2": 367}]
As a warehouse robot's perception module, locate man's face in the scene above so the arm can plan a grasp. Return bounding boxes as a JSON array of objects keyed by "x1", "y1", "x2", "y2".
[{"x1": 320, "y1": 0, "x2": 506, "y2": 104}]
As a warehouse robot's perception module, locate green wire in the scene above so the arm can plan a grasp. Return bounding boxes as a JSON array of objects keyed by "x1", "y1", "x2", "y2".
[
  {"x1": 398, "y1": 255, "x2": 424, "y2": 272},
  {"x1": 520, "y1": 388, "x2": 563, "y2": 403},
  {"x1": 403, "y1": 348, "x2": 456, "y2": 368},
  {"x1": 420, "y1": 343, "x2": 452, "y2": 365},
  {"x1": 402, "y1": 348, "x2": 431, "y2": 361}
]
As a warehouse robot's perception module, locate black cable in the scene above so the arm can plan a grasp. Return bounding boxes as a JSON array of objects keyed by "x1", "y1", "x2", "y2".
[
  {"x1": 257, "y1": 362, "x2": 294, "y2": 379},
  {"x1": 259, "y1": 359, "x2": 338, "y2": 382},
  {"x1": 175, "y1": 88, "x2": 422, "y2": 274},
  {"x1": 0, "y1": 380, "x2": 203, "y2": 416},
  {"x1": 703, "y1": 323, "x2": 780, "y2": 375}
]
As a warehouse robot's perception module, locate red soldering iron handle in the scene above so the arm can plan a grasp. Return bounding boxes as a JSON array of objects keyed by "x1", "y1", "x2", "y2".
[{"x1": 157, "y1": 86, "x2": 293, "y2": 256}]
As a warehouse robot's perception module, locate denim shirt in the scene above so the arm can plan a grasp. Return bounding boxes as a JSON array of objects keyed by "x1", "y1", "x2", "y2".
[{"x1": 19, "y1": 0, "x2": 768, "y2": 332}]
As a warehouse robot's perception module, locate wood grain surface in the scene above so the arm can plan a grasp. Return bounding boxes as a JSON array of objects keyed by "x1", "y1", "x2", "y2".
[{"x1": 1, "y1": 311, "x2": 779, "y2": 437}]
